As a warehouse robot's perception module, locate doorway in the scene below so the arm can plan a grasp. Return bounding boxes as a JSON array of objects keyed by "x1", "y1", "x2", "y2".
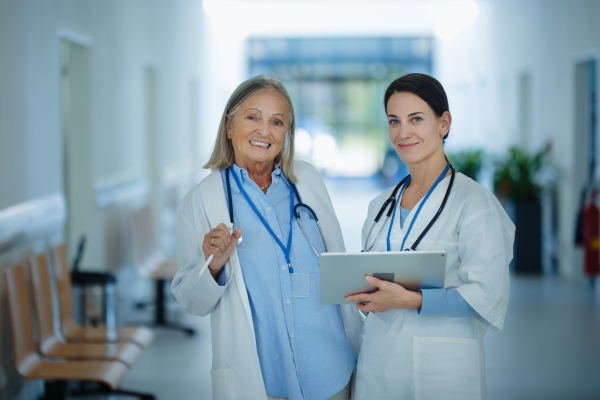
[
  {"x1": 60, "y1": 39, "x2": 94, "y2": 262},
  {"x1": 574, "y1": 59, "x2": 597, "y2": 190}
]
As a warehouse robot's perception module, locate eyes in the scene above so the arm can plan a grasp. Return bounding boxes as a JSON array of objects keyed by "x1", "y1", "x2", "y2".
[
  {"x1": 388, "y1": 116, "x2": 423, "y2": 125},
  {"x1": 245, "y1": 114, "x2": 285, "y2": 127}
]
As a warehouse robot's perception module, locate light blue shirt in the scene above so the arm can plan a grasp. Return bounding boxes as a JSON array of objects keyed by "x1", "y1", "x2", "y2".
[
  {"x1": 219, "y1": 165, "x2": 355, "y2": 400},
  {"x1": 399, "y1": 206, "x2": 479, "y2": 317}
]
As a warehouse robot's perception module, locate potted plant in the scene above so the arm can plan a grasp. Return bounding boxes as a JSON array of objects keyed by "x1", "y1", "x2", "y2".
[
  {"x1": 449, "y1": 150, "x2": 483, "y2": 181},
  {"x1": 494, "y1": 147, "x2": 547, "y2": 274}
]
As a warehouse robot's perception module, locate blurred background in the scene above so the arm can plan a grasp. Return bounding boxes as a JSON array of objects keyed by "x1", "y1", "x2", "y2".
[{"x1": 0, "y1": 0, "x2": 599, "y2": 399}]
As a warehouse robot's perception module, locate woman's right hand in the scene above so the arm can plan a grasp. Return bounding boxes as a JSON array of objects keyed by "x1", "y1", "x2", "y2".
[{"x1": 202, "y1": 223, "x2": 243, "y2": 279}]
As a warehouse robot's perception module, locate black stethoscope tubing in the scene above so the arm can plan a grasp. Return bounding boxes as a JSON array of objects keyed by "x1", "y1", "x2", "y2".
[
  {"x1": 364, "y1": 164, "x2": 456, "y2": 252},
  {"x1": 226, "y1": 166, "x2": 328, "y2": 254}
]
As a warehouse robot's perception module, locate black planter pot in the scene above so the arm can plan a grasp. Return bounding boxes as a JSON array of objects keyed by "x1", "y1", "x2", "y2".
[{"x1": 513, "y1": 201, "x2": 542, "y2": 274}]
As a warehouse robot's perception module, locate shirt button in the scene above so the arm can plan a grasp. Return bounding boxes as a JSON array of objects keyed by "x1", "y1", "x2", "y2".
[
  {"x1": 275, "y1": 179, "x2": 278, "y2": 183},
  {"x1": 290, "y1": 334, "x2": 294, "y2": 338},
  {"x1": 286, "y1": 299, "x2": 290, "y2": 304},
  {"x1": 282, "y1": 266, "x2": 286, "y2": 269},
  {"x1": 267, "y1": 207, "x2": 271, "y2": 211}
]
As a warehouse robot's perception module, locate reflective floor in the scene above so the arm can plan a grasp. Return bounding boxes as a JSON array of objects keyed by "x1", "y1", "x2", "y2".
[
  {"x1": 109, "y1": 177, "x2": 600, "y2": 399},
  {"x1": 115, "y1": 276, "x2": 600, "y2": 400}
]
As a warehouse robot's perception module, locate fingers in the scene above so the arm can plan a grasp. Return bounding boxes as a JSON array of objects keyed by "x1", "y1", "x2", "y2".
[
  {"x1": 223, "y1": 228, "x2": 243, "y2": 256},
  {"x1": 366, "y1": 275, "x2": 385, "y2": 288},
  {"x1": 366, "y1": 276, "x2": 401, "y2": 292},
  {"x1": 215, "y1": 223, "x2": 230, "y2": 236},
  {"x1": 356, "y1": 302, "x2": 377, "y2": 313},
  {"x1": 231, "y1": 227, "x2": 242, "y2": 241},
  {"x1": 203, "y1": 224, "x2": 233, "y2": 257},
  {"x1": 345, "y1": 293, "x2": 374, "y2": 303}
]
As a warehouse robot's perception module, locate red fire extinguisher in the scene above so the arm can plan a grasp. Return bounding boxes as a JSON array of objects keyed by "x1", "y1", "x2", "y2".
[{"x1": 583, "y1": 189, "x2": 600, "y2": 278}]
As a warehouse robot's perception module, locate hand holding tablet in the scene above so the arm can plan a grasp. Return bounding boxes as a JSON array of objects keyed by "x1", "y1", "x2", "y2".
[{"x1": 319, "y1": 251, "x2": 447, "y2": 305}]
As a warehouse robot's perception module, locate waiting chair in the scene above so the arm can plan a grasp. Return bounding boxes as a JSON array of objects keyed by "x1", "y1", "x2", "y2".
[
  {"x1": 4, "y1": 264, "x2": 154, "y2": 400},
  {"x1": 50, "y1": 244, "x2": 154, "y2": 347},
  {"x1": 129, "y1": 204, "x2": 194, "y2": 335},
  {"x1": 28, "y1": 254, "x2": 142, "y2": 367}
]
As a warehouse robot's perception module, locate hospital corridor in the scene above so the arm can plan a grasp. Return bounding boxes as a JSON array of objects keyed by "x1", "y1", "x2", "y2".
[{"x1": 1, "y1": 1, "x2": 600, "y2": 399}]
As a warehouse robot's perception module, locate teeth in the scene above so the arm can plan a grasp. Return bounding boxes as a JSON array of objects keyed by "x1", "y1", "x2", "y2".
[{"x1": 250, "y1": 140, "x2": 270, "y2": 148}]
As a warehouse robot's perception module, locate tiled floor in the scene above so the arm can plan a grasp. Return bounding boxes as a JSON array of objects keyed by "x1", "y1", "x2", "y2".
[
  {"x1": 103, "y1": 177, "x2": 600, "y2": 399},
  {"x1": 116, "y1": 275, "x2": 600, "y2": 400}
]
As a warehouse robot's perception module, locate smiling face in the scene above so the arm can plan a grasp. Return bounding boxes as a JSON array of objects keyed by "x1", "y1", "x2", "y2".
[
  {"x1": 386, "y1": 91, "x2": 450, "y2": 167},
  {"x1": 227, "y1": 90, "x2": 290, "y2": 171}
]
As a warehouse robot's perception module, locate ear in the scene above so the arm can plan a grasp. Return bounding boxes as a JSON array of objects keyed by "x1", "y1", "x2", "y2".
[
  {"x1": 441, "y1": 111, "x2": 452, "y2": 136},
  {"x1": 225, "y1": 114, "x2": 232, "y2": 137}
]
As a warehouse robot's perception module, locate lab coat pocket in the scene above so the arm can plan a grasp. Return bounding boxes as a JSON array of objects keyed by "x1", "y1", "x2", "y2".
[
  {"x1": 290, "y1": 273, "x2": 309, "y2": 297},
  {"x1": 210, "y1": 368, "x2": 236, "y2": 400},
  {"x1": 413, "y1": 336, "x2": 482, "y2": 400}
]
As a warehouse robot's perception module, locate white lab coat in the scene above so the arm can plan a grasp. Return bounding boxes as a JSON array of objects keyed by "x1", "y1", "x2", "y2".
[
  {"x1": 353, "y1": 172, "x2": 515, "y2": 400},
  {"x1": 172, "y1": 160, "x2": 363, "y2": 400}
]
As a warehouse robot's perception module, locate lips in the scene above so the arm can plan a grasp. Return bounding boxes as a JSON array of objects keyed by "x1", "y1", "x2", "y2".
[
  {"x1": 398, "y1": 143, "x2": 418, "y2": 150},
  {"x1": 249, "y1": 140, "x2": 271, "y2": 149}
]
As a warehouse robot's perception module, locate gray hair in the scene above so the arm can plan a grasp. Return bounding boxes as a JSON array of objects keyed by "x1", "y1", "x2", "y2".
[{"x1": 204, "y1": 74, "x2": 297, "y2": 183}]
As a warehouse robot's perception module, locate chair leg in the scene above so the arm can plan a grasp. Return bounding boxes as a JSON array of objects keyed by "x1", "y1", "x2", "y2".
[
  {"x1": 155, "y1": 279, "x2": 166, "y2": 325},
  {"x1": 42, "y1": 381, "x2": 67, "y2": 400},
  {"x1": 154, "y1": 279, "x2": 195, "y2": 336},
  {"x1": 69, "y1": 383, "x2": 156, "y2": 399}
]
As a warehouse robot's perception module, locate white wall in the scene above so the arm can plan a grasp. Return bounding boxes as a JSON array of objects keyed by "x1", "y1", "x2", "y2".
[
  {"x1": 0, "y1": 0, "x2": 204, "y2": 258},
  {"x1": 0, "y1": 1, "x2": 204, "y2": 398},
  {"x1": 435, "y1": 0, "x2": 600, "y2": 278}
]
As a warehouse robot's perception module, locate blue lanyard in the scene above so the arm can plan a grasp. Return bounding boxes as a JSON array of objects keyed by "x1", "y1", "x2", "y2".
[
  {"x1": 387, "y1": 163, "x2": 451, "y2": 251},
  {"x1": 230, "y1": 168, "x2": 296, "y2": 273}
]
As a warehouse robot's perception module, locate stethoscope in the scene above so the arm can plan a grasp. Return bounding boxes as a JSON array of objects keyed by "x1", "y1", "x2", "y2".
[
  {"x1": 226, "y1": 166, "x2": 328, "y2": 262},
  {"x1": 364, "y1": 162, "x2": 456, "y2": 252}
]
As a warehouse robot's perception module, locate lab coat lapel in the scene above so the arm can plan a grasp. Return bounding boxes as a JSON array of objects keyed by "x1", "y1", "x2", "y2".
[{"x1": 200, "y1": 169, "x2": 255, "y2": 334}]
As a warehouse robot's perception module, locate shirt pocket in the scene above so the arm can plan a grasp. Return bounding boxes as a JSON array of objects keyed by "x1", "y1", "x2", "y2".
[
  {"x1": 210, "y1": 368, "x2": 236, "y2": 400},
  {"x1": 290, "y1": 273, "x2": 310, "y2": 297},
  {"x1": 413, "y1": 336, "x2": 482, "y2": 400}
]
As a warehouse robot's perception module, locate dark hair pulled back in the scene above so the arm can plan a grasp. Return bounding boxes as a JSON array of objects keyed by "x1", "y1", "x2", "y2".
[{"x1": 384, "y1": 73, "x2": 450, "y2": 141}]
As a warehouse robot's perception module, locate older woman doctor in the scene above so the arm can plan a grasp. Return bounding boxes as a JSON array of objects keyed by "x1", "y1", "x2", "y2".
[
  {"x1": 172, "y1": 75, "x2": 360, "y2": 400},
  {"x1": 346, "y1": 73, "x2": 515, "y2": 400}
]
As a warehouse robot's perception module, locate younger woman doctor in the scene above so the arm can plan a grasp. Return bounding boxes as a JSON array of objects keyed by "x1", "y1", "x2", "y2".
[{"x1": 346, "y1": 73, "x2": 515, "y2": 400}]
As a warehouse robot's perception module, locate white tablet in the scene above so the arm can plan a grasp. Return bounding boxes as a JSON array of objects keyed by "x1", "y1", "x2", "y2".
[{"x1": 319, "y1": 251, "x2": 447, "y2": 305}]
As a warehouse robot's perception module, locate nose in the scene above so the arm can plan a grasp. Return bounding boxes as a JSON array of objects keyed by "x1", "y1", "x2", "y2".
[
  {"x1": 397, "y1": 123, "x2": 412, "y2": 140},
  {"x1": 256, "y1": 118, "x2": 270, "y2": 136}
]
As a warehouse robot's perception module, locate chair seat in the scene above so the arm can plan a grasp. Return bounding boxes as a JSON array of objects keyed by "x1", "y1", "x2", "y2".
[
  {"x1": 40, "y1": 337, "x2": 142, "y2": 368},
  {"x1": 62, "y1": 322, "x2": 154, "y2": 348},
  {"x1": 19, "y1": 357, "x2": 128, "y2": 391}
]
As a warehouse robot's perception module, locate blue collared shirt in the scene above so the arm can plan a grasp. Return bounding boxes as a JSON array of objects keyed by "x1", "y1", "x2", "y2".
[{"x1": 219, "y1": 165, "x2": 355, "y2": 400}]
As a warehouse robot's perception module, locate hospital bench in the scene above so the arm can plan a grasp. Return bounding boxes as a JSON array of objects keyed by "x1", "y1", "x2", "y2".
[
  {"x1": 50, "y1": 244, "x2": 154, "y2": 347},
  {"x1": 4, "y1": 264, "x2": 155, "y2": 400},
  {"x1": 28, "y1": 253, "x2": 142, "y2": 367}
]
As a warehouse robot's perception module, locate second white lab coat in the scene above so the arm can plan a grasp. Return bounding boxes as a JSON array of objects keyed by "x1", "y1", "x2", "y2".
[
  {"x1": 172, "y1": 160, "x2": 362, "y2": 400},
  {"x1": 353, "y1": 172, "x2": 515, "y2": 400}
]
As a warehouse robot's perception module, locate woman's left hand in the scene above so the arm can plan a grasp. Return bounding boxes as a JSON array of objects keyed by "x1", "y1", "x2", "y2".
[{"x1": 345, "y1": 276, "x2": 423, "y2": 313}]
